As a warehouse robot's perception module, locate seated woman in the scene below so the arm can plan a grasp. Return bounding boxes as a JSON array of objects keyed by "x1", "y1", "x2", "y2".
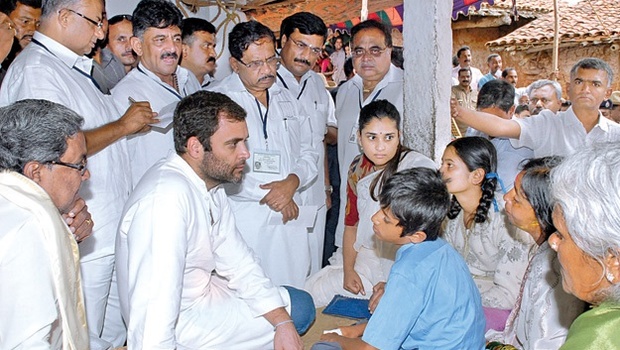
[
  {"x1": 486, "y1": 157, "x2": 585, "y2": 349},
  {"x1": 305, "y1": 100, "x2": 436, "y2": 307},
  {"x1": 440, "y1": 137, "x2": 534, "y2": 331},
  {"x1": 549, "y1": 142, "x2": 620, "y2": 349}
]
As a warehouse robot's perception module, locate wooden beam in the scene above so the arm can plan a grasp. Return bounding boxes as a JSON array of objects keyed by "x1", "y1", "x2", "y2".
[{"x1": 452, "y1": 14, "x2": 512, "y2": 30}]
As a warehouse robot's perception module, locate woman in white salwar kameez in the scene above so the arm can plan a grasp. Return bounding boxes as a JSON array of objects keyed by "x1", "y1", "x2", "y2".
[
  {"x1": 486, "y1": 157, "x2": 585, "y2": 349},
  {"x1": 440, "y1": 137, "x2": 534, "y2": 332},
  {"x1": 305, "y1": 100, "x2": 435, "y2": 307}
]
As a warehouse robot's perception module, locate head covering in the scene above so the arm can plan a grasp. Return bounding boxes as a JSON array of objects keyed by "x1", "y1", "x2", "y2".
[
  {"x1": 600, "y1": 99, "x2": 613, "y2": 110},
  {"x1": 610, "y1": 91, "x2": 620, "y2": 106}
]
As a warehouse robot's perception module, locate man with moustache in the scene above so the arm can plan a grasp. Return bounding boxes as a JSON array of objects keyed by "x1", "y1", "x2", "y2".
[
  {"x1": 208, "y1": 21, "x2": 318, "y2": 288},
  {"x1": 1, "y1": 0, "x2": 40, "y2": 49},
  {"x1": 181, "y1": 17, "x2": 217, "y2": 88},
  {"x1": 332, "y1": 19, "x2": 403, "y2": 252},
  {"x1": 0, "y1": 0, "x2": 157, "y2": 347},
  {"x1": 106, "y1": 14, "x2": 136, "y2": 73},
  {"x1": 526, "y1": 79, "x2": 562, "y2": 115},
  {"x1": 277, "y1": 12, "x2": 336, "y2": 274},
  {"x1": 451, "y1": 45, "x2": 483, "y2": 91},
  {"x1": 477, "y1": 53, "x2": 502, "y2": 89},
  {"x1": 112, "y1": 0, "x2": 200, "y2": 186},
  {"x1": 117, "y1": 91, "x2": 313, "y2": 349},
  {"x1": 501, "y1": 67, "x2": 527, "y2": 106},
  {"x1": 451, "y1": 67, "x2": 477, "y2": 136}
]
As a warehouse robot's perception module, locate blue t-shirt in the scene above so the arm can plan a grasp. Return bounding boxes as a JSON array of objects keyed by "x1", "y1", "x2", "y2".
[{"x1": 362, "y1": 238, "x2": 485, "y2": 350}]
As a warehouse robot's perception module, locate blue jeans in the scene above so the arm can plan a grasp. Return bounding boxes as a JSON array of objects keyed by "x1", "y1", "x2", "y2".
[{"x1": 283, "y1": 285, "x2": 315, "y2": 334}]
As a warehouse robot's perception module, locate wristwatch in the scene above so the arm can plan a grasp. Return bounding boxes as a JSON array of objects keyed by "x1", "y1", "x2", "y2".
[{"x1": 325, "y1": 185, "x2": 333, "y2": 194}]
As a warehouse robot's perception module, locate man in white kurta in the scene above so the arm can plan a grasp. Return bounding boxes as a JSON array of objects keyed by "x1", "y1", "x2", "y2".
[
  {"x1": 111, "y1": 1, "x2": 200, "y2": 186},
  {"x1": 334, "y1": 20, "x2": 404, "y2": 248},
  {"x1": 277, "y1": 12, "x2": 336, "y2": 274},
  {"x1": 208, "y1": 21, "x2": 318, "y2": 288},
  {"x1": 0, "y1": 0, "x2": 156, "y2": 346},
  {"x1": 116, "y1": 91, "x2": 307, "y2": 349},
  {"x1": 0, "y1": 99, "x2": 91, "y2": 349}
]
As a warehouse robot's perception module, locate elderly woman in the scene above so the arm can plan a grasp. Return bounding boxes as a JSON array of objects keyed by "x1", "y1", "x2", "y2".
[
  {"x1": 549, "y1": 142, "x2": 620, "y2": 349},
  {"x1": 486, "y1": 157, "x2": 585, "y2": 349}
]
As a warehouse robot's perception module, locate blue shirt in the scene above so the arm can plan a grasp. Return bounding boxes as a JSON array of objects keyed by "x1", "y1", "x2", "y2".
[{"x1": 362, "y1": 238, "x2": 485, "y2": 350}]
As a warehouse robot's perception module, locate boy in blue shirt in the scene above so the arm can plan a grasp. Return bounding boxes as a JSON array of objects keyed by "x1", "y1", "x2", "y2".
[{"x1": 316, "y1": 168, "x2": 485, "y2": 350}]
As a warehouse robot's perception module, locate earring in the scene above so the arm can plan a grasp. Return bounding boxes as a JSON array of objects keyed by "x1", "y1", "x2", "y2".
[{"x1": 606, "y1": 271, "x2": 615, "y2": 283}]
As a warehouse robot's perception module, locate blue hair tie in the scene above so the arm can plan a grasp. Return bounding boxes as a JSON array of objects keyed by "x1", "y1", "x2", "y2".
[{"x1": 485, "y1": 172, "x2": 507, "y2": 212}]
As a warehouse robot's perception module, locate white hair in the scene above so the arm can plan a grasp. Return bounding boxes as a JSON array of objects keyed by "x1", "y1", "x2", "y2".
[{"x1": 552, "y1": 142, "x2": 620, "y2": 302}]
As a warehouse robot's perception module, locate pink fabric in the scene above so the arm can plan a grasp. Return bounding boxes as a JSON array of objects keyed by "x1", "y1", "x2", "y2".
[{"x1": 483, "y1": 307, "x2": 511, "y2": 332}]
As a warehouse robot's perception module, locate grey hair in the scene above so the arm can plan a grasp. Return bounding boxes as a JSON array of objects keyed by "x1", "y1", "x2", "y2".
[
  {"x1": 41, "y1": 0, "x2": 83, "y2": 18},
  {"x1": 0, "y1": 99, "x2": 84, "y2": 173},
  {"x1": 526, "y1": 79, "x2": 562, "y2": 101},
  {"x1": 551, "y1": 142, "x2": 620, "y2": 303},
  {"x1": 570, "y1": 57, "x2": 614, "y2": 88}
]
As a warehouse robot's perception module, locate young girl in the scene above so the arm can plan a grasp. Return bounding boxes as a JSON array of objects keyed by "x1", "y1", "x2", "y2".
[
  {"x1": 440, "y1": 137, "x2": 534, "y2": 331},
  {"x1": 486, "y1": 157, "x2": 585, "y2": 349},
  {"x1": 305, "y1": 100, "x2": 436, "y2": 307}
]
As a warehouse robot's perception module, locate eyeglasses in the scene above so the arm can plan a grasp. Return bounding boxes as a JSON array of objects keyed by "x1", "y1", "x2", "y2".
[
  {"x1": 65, "y1": 9, "x2": 104, "y2": 29},
  {"x1": 236, "y1": 56, "x2": 280, "y2": 70},
  {"x1": 289, "y1": 38, "x2": 321, "y2": 56},
  {"x1": 48, "y1": 157, "x2": 88, "y2": 176},
  {"x1": 352, "y1": 46, "x2": 389, "y2": 58}
]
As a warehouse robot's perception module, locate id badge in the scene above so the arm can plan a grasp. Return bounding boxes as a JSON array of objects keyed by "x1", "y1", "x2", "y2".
[
  {"x1": 348, "y1": 124, "x2": 358, "y2": 144},
  {"x1": 253, "y1": 150, "x2": 281, "y2": 174}
]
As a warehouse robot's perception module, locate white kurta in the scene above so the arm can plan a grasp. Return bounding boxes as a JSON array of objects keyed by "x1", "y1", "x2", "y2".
[
  {"x1": 306, "y1": 152, "x2": 436, "y2": 307},
  {"x1": 486, "y1": 242, "x2": 586, "y2": 349},
  {"x1": 0, "y1": 31, "x2": 131, "y2": 347},
  {"x1": 116, "y1": 154, "x2": 291, "y2": 349},
  {"x1": 334, "y1": 64, "x2": 404, "y2": 247},
  {"x1": 443, "y1": 201, "x2": 534, "y2": 309},
  {"x1": 276, "y1": 65, "x2": 336, "y2": 274},
  {"x1": 511, "y1": 106, "x2": 620, "y2": 158},
  {"x1": 208, "y1": 73, "x2": 318, "y2": 287},
  {"x1": 0, "y1": 172, "x2": 89, "y2": 350},
  {"x1": 112, "y1": 63, "x2": 201, "y2": 187}
]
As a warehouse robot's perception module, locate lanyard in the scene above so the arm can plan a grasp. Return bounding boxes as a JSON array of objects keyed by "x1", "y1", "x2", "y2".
[
  {"x1": 358, "y1": 87, "x2": 384, "y2": 110},
  {"x1": 254, "y1": 90, "x2": 270, "y2": 145},
  {"x1": 136, "y1": 66, "x2": 183, "y2": 100},
  {"x1": 277, "y1": 72, "x2": 308, "y2": 100},
  {"x1": 32, "y1": 38, "x2": 102, "y2": 91}
]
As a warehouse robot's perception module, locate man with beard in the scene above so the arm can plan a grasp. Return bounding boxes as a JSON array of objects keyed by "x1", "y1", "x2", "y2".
[
  {"x1": 181, "y1": 17, "x2": 217, "y2": 88},
  {"x1": 112, "y1": 0, "x2": 200, "y2": 186},
  {"x1": 451, "y1": 67, "x2": 477, "y2": 136},
  {"x1": 208, "y1": 21, "x2": 318, "y2": 288},
  {"x1": 277, "y1": 12, "x2": 336, "y2": 274},
  {"x1": 0, "y1": 0, "x2": 157, "y2": 347},
  {"x1": 333, "y1": 19, "x2": 403, "y2": 252},
  {"x1": 116, "y1": 91, "x2": 314, "y2": 349},
  {"x1": 526, "y1": 79, "x2": 562, "y2": 115},
  {"x1": 106, "y1": 14, "x2": 136, "y2": 73},
  {"x1": 1, "y1": 0, "x2": 40, "y2": 49}
]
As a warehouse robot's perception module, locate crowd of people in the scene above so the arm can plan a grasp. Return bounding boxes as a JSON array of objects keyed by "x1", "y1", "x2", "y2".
[{"x1": 0, "y1": 0, "x2": 619, "y2": 349}]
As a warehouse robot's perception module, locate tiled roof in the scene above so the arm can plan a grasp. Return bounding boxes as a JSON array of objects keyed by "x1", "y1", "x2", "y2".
[
  {"x1": 454, "y1": 0, "x2": 553, "y2": 19},
  {"x1": 487, "y1": 0, "x2": 620, "y2": 51}
]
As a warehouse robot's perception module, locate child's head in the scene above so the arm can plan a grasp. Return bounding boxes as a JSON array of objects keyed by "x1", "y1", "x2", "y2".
[
  {"x1": 514, "y1": 104, "x2": 531, "y2": 118},
  {"x1": 440, "y1": 137, "x2": 498, "y2": 223},
  {"x1": 372, "y1": 168, "x2": 450, "y2": 243}
]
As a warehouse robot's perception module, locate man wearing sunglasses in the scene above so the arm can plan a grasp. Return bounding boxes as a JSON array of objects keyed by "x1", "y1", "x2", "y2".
[
  {"x1": 208, "y1": 21, "x2": 318, "y2": 288},
  {"x1": 277, "y1": 12, "x2": 336, "y2": 276},
  {"x1": 0, "y1": 0, "x2": 157, "y2": 348},
  {"x1": 0, "y1": 99, "x2": 91, "y2": 348}
]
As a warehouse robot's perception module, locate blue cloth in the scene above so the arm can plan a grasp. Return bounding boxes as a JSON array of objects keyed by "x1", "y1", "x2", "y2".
[
  {"x1": 491, "y1": 138, "x2": 534, "y2": 191},
  {"x1": 283, "y1": 285, "x2": 316, "y2": 334},
  {"x1": 477, "y1": 73, "x2": 496, "y2": 89},
  {"x1": 362, "y1": 239, "x2": 486, "y2": 350}
]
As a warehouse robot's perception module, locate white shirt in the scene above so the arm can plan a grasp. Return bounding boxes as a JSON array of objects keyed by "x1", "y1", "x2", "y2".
[
  {"x1": 334, "y1": 64, "x2": 404, "y2": 247},
  {"x1": 208, "y1": 73, "x2": 318, "y2": 287},
  {"x1": 116, "y1": 153, "x2": 289, "y2": 349},
  {"x1": 111, "y1": 63, "x2": 200, "y2": 186},
  {"x1": 443, "y1": 202, "x2": 535, "y2": 309},
  {"x1": 0, "y1": 31, "x2": 131, "y2": 260},
  {"x1": 512, "y1": 106, "x2": 620, "y2": 157}
]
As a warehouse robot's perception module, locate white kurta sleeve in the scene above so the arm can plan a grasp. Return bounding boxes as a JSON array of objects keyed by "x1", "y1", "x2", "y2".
[
  {"x1": 291, "y1": 113, "x2": 319, "y2": 189},
  {"x1": 124, "y1": 191, "x2": 189, "y2": 348}
]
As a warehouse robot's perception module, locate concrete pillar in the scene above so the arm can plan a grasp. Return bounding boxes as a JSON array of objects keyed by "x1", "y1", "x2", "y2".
[{"x1": 402, "y1": 1, "x2": 453, "y2": 162}]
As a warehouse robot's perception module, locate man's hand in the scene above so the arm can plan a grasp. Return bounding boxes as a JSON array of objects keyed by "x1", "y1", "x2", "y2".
[
  {"x1": 280, "y1": 200, "x2": 299, "y2": 224},
  {"x1": 259, "y1": 174, "x2": 300, "y2": 212},
  {"x1": 368, "y1": 282, "x2": 386, "y2": 314},
  {"x1": 119, "y1": 101, "x2": 159, "y2": 135},
  {"x1": 62, "y1": 198, "x2": 93, "y2": 242},
  {"x1": 274, "y1": 321, "x2": 303, "y2": 350},
  {"x1": 450, "y1": 97, "x2": 462, "y2": 119},
  {"x1": 343, "y1": 269, "x2": 365, "y2": 296}
]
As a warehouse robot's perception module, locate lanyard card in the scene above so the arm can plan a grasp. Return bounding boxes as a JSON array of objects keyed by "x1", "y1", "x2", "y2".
[
  {"x1": 253, "y1": 149, "x2": 281, "y2": 174},
  {"x1": 348, "y1": 123, "x2": 359, "y2": 144}
]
